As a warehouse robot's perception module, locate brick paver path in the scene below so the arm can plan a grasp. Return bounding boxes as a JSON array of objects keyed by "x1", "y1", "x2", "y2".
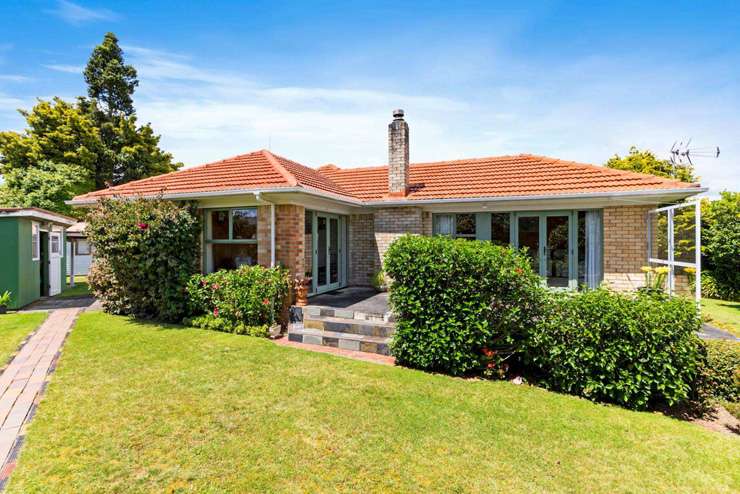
[
  {"x1": 273, "y1": 337, "x2": 395, "y2": 365},
  {"x1": 0, "y1": 308, "x2": 79, "y2": 486}
]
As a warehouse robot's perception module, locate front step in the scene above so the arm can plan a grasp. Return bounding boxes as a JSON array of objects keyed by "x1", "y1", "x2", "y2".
[
  {"x1": 288, "y1": 306, "x2": 395, "y2": 356},
  {"x1": 287, "y1": 327, "x2": 391, "y2": 356}
]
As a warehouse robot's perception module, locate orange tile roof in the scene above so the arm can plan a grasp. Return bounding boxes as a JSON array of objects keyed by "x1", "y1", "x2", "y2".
[{"x1": 72, "y1": 150, "x2": 700, "y2": 203}]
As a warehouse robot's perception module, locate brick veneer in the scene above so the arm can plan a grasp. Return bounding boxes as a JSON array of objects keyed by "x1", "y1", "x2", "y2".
[
  {"x1": 348, "y1": 213, "x2": 378, "y2": 286},
  {"x1": 603, "y1": 205, "x2": 655, "y2": 291},
  {"x1": 374, "y1": 207, "x2": 423, "y2": 265},
  {"x1": 257, "y1": 204, "x2": 305, "y2": 277}
]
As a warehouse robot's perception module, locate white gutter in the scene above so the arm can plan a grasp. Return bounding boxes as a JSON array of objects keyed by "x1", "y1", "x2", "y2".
[
  {"x1": 0, "y1": 210, "x2": 77, "y2": 226},
  {"x1": 67, "y1": 185, "x2": 706, "y2": 209},
  {"x1": 362, "y1": 187, "x2": 707, "y2": 206},
  {"x1": 255, "y1": 192, "x2": 276, "y2": 267}
]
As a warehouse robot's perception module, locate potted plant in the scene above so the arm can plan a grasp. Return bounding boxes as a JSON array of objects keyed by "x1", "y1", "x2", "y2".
[
  {"x1": 370, "y1": 270, "x2": 388, "y2": 292},
  {"x1": 0, "y1": 291, "x2": 11, "y2": 314},
  {"x1": 293, "y1": 275, "x2": 311, "y2": 307}
]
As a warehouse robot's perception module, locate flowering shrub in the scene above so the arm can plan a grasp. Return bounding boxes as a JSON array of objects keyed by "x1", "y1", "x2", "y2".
[
  {"x1": 86, "y1": 197, "x2": 201, "y2": 322},
  {"x1": 185, "y1": 265, "x2": 290, "y2": 335},
  {"x1": 384, "y1": 235, "x2": 546, "y2": 376},
  {"x1": 523, "y1": 288, "x2": 702, "y2": 410}
]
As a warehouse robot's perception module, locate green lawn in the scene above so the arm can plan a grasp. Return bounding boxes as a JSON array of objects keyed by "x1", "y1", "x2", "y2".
[
  {"x1": 702, "y1": 298, "x2": 740, "y2": 337},
  {"x1": 57, "y1": 275, "x2": 90, "y2": 299},
  {"x1": 8, "y1": 313, "x2": 739, "y2": 493},
  {"x1": 0, "y1": 312, "x2": 47, "y2": 365}
]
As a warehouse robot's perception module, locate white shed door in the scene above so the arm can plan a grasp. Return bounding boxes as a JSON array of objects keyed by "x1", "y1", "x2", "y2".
[{"x1": 49, "y1": 232, "x2": 62, "y2": 296}]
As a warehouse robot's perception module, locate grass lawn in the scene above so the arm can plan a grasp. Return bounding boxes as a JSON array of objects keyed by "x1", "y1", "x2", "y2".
[
  {"x1": 0, "y1": 312, "x2": 47, "y2": 365},
  {"x1": 8, "y1": 313, "x2": 739, "y2": 493},
  {"x1": 702, "y1": 298, "x2": 740, "y2": 337},
  {"x1": 57, "y1": 275, "x2": 90, "y2": 299}
]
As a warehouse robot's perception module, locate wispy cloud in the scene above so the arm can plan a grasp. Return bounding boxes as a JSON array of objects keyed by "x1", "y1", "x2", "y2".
[
  {"x1": 0, "y1": 75, "x2": 31, "y2": 83},
  {"x1": 43, "y1": 64, "x2": 84, "y2": 74},
  {"x1": 46, "y1": 0, "x2": 119, "y2": 25}
]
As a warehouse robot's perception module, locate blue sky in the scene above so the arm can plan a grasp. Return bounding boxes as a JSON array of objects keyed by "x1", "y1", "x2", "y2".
[{"x1": 0, "y1": 0, "x2": 738, "y2": 194}]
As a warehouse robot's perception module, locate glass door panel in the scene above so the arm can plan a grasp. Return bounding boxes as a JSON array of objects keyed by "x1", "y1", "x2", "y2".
[
  {"x1": 329, "y1": 218, "x2": 339, "y2": 284},
  {"x1": 317, "y1": 216, "x2": 327, "y2": 286},
  {"x1": 517, "y1": 216, "x2": 540, "y2": 273},
  {"x1": 545, "y1": 215, "x2": 570, "y2": 288}
]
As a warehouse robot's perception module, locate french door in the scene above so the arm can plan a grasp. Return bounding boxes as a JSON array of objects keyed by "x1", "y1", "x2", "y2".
[
  {"x1": 514, "y1": 212, "x2": 575, "y2": 289},
  {"x1": 312, "y1": 213, "x2": 344, "y2": 294}
]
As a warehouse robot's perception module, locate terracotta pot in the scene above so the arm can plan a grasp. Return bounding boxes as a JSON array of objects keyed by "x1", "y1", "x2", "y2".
[{"x1": 294, "y1": 282, "x2": 309, "y2": 307}]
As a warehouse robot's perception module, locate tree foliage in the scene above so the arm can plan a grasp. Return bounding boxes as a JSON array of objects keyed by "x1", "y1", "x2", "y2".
[
  {"x1": 605, "y1": 146, "x2": 697, "y2": 183},
  {"x1": 702, "y1": 191, "x2": 739, "y2": 300},
  {"x1": 0, "y1": 32, "x2": 180, "y2": 214}
]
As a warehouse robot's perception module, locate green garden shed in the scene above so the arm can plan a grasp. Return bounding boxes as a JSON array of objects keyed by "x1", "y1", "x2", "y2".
[{"x1": 0, "y1": 208, "x2": 76, "y2": 309}]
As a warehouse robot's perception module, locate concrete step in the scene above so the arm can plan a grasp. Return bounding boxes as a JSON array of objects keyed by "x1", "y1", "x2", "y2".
[
  {"x1": 287, "y1": 326, "x2": 391, "y2": 356},
  {"x1": 303, "y1": 315, "x2": 396, "y2": 338},
  {"x1": 302, "y1": 305, "x2": 394, "y2": 323}
]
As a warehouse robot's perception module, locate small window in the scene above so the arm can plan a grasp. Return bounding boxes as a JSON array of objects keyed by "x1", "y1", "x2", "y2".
[
  {"x1": 50, "y1": 234, "x2": 60, "y2": 255},
  {"x1": 210, "y1": 210, "x2": 229, "y2": 240},
  {"x1": 31, "y1": 223, "x2": 40, "y2": 260},
  {"x1": 455, "y1": 214, "x2": 476, "y2": 239},
  {"x1": 76, "y1": 239, "x2": 91, "y2": 256},
  {"x1": 232, "y1": 209, "x2": 257, "y2": 240},
  {"x1": 490, "y1": 213, "x2": 511, "y2": 246}
]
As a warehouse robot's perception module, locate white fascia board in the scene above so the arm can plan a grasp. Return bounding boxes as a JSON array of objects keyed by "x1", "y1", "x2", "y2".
[{"x1": 0, "y1": 210, "x2": 77, "y2": 226}]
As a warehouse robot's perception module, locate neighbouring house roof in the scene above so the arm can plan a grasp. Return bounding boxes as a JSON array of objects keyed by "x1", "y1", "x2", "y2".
[
  {"x1": 70, "y1": 149, "x2": 701, "y2": 205},
  {"x1": 0, "y1": 207, "x2": 77, "y2": 226},
  {"x1": 66, "y1": 222, "x2": 87, "y2": 237}
]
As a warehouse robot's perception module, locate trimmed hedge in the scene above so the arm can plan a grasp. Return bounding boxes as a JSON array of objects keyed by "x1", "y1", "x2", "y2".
[
  {"x1": 86, "y1": 197, "x2": 201, "y2": 322},
  {"x1": 693, "y1": 340, "x2": 740, "y2": 405},
  {"x1": 523, "y1": 289, "x2": 702, "y2": 410},
  {"x1": 185, "y1": 265, "x2": 290, "y2": 334},
  {"x1": 384, "y1": 235, "x2": 545, "y2": 376}
]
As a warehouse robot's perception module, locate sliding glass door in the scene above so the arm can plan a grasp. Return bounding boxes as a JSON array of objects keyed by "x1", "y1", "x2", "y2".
[{"x1": 515, "y1": 213, "x2": 571, "y2": 287}]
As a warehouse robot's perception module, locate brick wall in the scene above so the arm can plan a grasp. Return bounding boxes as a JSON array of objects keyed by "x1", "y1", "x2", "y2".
[
  {"x1": 603, "y1": 205, "x2": 655, "y2": 291},
  {"x1": 348, "y1": 214, "x2": 377, "y2": 286},
  {"x1": 374, "y1": 207, "x2": 423, "y2": 265},
  {"x1": 257, "y1": 204, "x2": 305, "y2": 277}
]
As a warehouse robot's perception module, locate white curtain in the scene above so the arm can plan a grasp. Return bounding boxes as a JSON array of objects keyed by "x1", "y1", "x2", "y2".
[
  {"x1": 585, "y1": 210, "x2": 603, "y2": 288},
  {"x1": 433, "y1": 214, "x2": 455, "y2": 236}
]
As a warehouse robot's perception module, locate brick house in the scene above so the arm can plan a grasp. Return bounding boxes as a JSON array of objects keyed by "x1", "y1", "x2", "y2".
[{"x1": 70, "y1": 110, "x2": 704, "y2": 295}]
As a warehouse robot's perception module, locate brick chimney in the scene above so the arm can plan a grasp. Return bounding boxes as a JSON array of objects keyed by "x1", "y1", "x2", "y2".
[{"x1": 387, "y1": 109, "x2": 409, "y2": 197}]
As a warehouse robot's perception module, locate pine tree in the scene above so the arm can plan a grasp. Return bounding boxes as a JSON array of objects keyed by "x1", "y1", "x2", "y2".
[{"x1": 84, "y1": 32, "x2": 138, "y2": 117}]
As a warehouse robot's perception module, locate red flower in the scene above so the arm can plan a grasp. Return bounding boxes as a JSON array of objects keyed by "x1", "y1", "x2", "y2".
[
  {"x1": 213, "y1": 307, "x2": 219, "y2": 317},
  {"x1": 487, "y1": 362, "x2": 495, "y2": 369},
  {"x1": 481, "y1": 347, "x2": 494, "y2": 357},
  {"x1": 262, "y1": 298, "x2": 270, "y2": 305},
  {"x1": 211, "y1": 283, "x2": 220, "y2": 290},
  {"x1": 515, "y1": 267, "x2": 523, "y2": 275},
  {"x1": 137, "y1": 222, "x2": 149, "y2": 230}
]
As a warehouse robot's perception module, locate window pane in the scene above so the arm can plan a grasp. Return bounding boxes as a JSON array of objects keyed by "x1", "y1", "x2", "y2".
[
  {"x1": 317, "y1": 217, "x2": 327, "y2": 286},
  {"x1": 433, "y1": 214, "x2": 454, "y2": 236},
  {"x1": 455, "y1": 214, "x2": 476, "y2": 237},
  {"x1": 210, "y1": 210, "x2": 229, "y2": 240},
  {"x1": 51, "y1": 235, "x2": 60, "y2": 255},
  {"x1": 490, "y1": 213, "x2": 510, "y2": 246},
  {"x1": 232, "y1": 209, "x2": 257, "y2": 240},
  {"x1": 329, "y1": 218, "x2": 339, "y2": 284},
  {"x1": 546, "y1": 216, "x2": 569, "y2": 288},
  {"x1": 76, "y1": 240, "x2": 91, "y2": 255},
  {"x1": 212, "y1": 243, "x2": 257, "y2": 271},
  {"x1": 518, "y1": 216, "x2": 540, "y2": 273}
]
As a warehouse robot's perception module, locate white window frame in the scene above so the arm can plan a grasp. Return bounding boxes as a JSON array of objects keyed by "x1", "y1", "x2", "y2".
[
  {"x1": 31, "y1": 222, "x2": 40, "y2": 261},
  {"x1": 647, "y1": 201, "x2": 701, "y2": 302}
]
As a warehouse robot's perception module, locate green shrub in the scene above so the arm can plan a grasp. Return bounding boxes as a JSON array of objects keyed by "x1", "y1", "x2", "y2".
[
  {"x1": 523, "y1": 289, "x2": 702, "y2": 410},
  {"x1": 186, "y1": 314, "x2": 269, "y2": 337},
  {"x1": 186, "y1": 265, "x2": 290, "y2": 334},
  {"x1": 692, "y1": 340, "x2": 740, "y2": 404},
  {"x1": 700, "y1": 272, "x2": 738, "y2": 302},
  {"x1": 384, "y1": 235, "x2": 546, "y2": 376},
  {"x1": 86, "y1": 197, "x2": 201, "y2": 322}
]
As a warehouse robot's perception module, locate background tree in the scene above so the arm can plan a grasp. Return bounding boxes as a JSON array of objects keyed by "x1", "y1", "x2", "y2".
[
  {"x1": 0, "y1": 32, "x2": 180, "y2": 215},
  {"x1": 605, "y1": 146, "x2": 697, "y2": 183},
  {"x1": 701, "y1": 192, "x2": 739, "y2": 300}
]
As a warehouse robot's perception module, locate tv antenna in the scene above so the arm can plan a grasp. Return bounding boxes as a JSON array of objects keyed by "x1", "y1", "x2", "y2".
[{"x1": 669, "y1": 139, "x2": 720, "y2": 167}]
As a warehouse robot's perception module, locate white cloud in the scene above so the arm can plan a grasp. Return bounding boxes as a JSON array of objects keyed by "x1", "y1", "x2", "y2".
[
  {"x1": 0, "y1": 75, "x2": 31, "y2": 82},
  {"x1": 46, "y1": 1, "x2": 119, "y2": 25},
  {"x1": 43, "y1": 64, "x2": 83, "y2": 74}
]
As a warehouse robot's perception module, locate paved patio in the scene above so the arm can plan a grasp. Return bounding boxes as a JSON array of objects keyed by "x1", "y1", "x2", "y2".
[
  {"x1": 0, "y1": 308, "x2": 80, "y2": 489},
  {"x1": 308, "y1": 287, "x2": 389, "y2": 315},
  {"x1": 20, "y1": 296, "x2": 99, "y2": 312}
]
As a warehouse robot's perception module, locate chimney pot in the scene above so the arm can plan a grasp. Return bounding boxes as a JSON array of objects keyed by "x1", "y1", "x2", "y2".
[{"x1": 393, "y1": 109, "x2": 404, "y2": 119}]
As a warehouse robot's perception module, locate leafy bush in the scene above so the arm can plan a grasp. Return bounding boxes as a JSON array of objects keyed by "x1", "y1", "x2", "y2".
[
  {"x1": 187, "y1": 314, "x2": 269, "y2": 337},
  {"x1": 384, "y1": 235, "x2": 545, "y2": 376},
  {"x1": 702, "y1": 192, "x2": 739, "y2": 301},
  {"x1": 700, "y1": 272, "x2": 737, "y2": 302},
  {"x1": 692, "y1": 340, "x2": 740, "y2": 405},
  {"x1": 86, "y1": 197, "x2": 201, "y2": 322},
  {"x1": 0, "y1": 290, "x2": 11, "y2": 307},
  {"x1": 523, "y1": 288, "x2": 702, "y2": 410},
  {"x1": 185, "y1": 265, "x2": 290, "y2": 334}
]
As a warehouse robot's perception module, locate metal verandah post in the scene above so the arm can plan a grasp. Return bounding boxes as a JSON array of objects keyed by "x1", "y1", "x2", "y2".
[{"x1": 667, "y1": 209, "x2": 674, "y2": 296}]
